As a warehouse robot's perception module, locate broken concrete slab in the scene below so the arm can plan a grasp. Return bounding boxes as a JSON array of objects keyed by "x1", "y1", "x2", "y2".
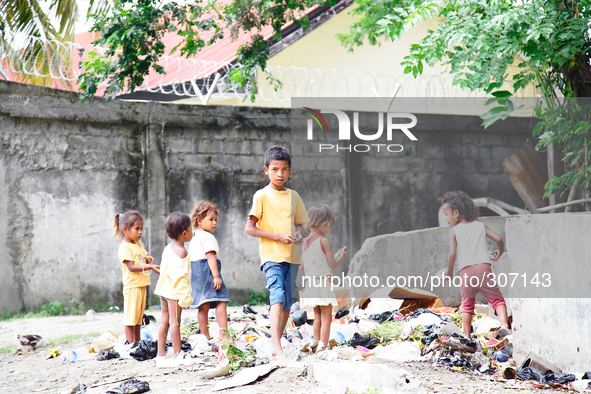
[{"x1": 310, "y1": 361, "x2": 426, "y2": 393}]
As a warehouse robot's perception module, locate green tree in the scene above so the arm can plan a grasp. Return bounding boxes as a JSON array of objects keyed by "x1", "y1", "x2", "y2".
[
  {"x1": 0, "y1": 0, "x2": 109, "y2": 86},
  {"x1": 338, "y1": 0, "x2": 591, "y2": 207},
  {"x1": 78, "y1": 0, "x2": 324, "y2": 100}
]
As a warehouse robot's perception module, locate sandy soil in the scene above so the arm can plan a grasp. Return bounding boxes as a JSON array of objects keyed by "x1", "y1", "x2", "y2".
[{"x1": 0, "y1": 310, "x2": 546, "y2": 394}]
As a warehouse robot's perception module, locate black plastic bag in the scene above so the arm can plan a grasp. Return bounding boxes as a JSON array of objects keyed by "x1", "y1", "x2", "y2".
[
  {"x1": 543, "y1": 372, "x2": 576, "y2": 384},
  {"x1": 582, "y1": 372, "x2": 591, "y2": 380},
  {"x1": 165, "y1": 340, "x2": 192, "y2": 353},
  {"x1": 349, "y1": 332, "x2": 380, "y2": 349},
  {"x1": 243, "y1": 305, "x2": 257, "y2": 315},
  {"x1": 516, "y1": 366, "x2": 545, "y2": 382},
  {"x1": 129, "y1": 340, "x2": 158, "y2": 361},
  {"x1": 335, "y1": 309, "x2": 349, "y2": 319},
  {"x1": 106, "y1": 379, "x2": 150, "y2": 394},
  {"x1": 290, "y1": 310, "x2": 307, "y2": 327},
  {"x1": 368, "y1": 311, "x2": 394, "y2": 324},
  {"x1": 142, "y1": 314, "x2": 156, "y2": 326},
  {"x1": 421, "y1": 333, "x2": 439, "y2": 345},
  {"x1": 96, "y1": 348, "x2": 120, "y2": 361},
  {"x1": 290, "y1": 301, "x2": 301, "y2": 313}
]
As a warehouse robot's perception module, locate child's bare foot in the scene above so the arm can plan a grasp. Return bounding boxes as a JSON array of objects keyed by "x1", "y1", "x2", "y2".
[{"x1": 271, "y1": 350, "x2": 288, "y2": 364}]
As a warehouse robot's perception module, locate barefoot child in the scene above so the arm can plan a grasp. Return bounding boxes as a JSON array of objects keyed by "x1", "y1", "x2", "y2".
[
  {"x1": 439, "y1": 191, "x2": 510, "y2": 338},
  {"x1": 112, "y1": 211, "x2": 160, "y2": 345},
  {"x1": 154, "y1": 212, "x2": 193, "y2": 360},
  {"x1": 300, "y1": 205, "x2": 347, "y2": 351},
  {"x1": 189, "y1": 200, "x2": 230, "y2": 342},
  {"x1": 245, "y1": 145, "x2": 309, "y2": 361}
]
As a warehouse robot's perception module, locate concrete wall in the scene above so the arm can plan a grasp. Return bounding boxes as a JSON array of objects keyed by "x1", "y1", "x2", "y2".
[
  {"x1": 0, "y1": 80, "x2": 534, "y2": 312},
  {"x1": 347, "y1": 216, "x2": 510, "y2": 306},
  {"x1": 505, "y1": 214, "x2": 591, "y2": 374}
]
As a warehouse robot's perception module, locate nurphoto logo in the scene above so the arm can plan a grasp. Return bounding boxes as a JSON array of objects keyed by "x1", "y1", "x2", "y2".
[{"x1": 304, "y1": 107, "x2": 418, "y2": 153}]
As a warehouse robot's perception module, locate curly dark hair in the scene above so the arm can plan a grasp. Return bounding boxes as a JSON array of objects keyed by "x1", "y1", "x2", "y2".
[{"x1": 438, "y1": 191, "x2": 479, "y2": 221}]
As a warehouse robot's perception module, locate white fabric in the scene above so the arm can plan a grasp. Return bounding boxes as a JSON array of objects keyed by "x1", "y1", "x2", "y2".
[
  {"x1": 302, "y1": 235, "x2": 332, "y2": 277},
  {"x1": 188, "y1": 230, "x2": 220, "y2": 260},
  {"x1": 453, "y1": 221, "x2": 491, "y2": 271}
]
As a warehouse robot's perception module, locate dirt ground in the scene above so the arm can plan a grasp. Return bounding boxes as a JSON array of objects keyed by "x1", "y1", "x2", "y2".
[{"x1": 0, "y1": 309, "x2": 547, "y2": 394}]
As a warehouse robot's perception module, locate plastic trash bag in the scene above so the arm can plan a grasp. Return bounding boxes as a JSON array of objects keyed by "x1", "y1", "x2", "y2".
[
  {"x1": 106, "y1": 379, "x2": 150, "y2": 394},
  {"x1": 129, "y1": 340, "x2": 158, "y2": 361},
  {"x1": 142, "y1": 314, "x2": 156, "y2": 326},
  {"x1": 348, "y1": 332, "x2": 379, "y2": 349},
  {"x1": 516, "y1": 366, "x2": 546, "y2": 382},
  {"x1": 368, "y1": 311, "x2": 394, "y2": 324},
  {"x1": 96, "y1": 348, "x2": 120, "y2": 361},
  {"x1": 289, "y1": 310, "x2": 307, "y2": 327},
  {"x1": 290, "y1": 301, "x2": 301, "y2": 313},
  {"x1": 335, "y1": 309, "x2": 349, "y2": 319},
  {"x1": 543, "y1": 372, "x2": 576, "y2": 384},
  {"x1": 243, "y1": 305, "x2": 257, "y2": 315}
]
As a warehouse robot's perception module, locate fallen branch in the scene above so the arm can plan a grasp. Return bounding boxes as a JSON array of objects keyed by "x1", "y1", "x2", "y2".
[{"x1": 535, "y1": 197, "x2": 591, "y2": 213}]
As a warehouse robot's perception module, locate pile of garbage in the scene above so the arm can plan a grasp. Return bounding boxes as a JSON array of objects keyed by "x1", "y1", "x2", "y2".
[{"x1": 31, "y1": 295, "x2": 591, "y2": 393}]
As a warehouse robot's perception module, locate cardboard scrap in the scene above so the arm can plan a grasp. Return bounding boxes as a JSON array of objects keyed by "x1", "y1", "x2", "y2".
[
  {"x1": 213, "y1": 362, "x2": 278, "y2": 391},
  {"x1": 359, "y1": 286, "x2": 444, "y2": 313}
]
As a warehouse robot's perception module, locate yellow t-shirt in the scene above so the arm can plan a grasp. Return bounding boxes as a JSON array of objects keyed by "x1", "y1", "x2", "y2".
[
  {"x1": 154, "y1": 244, "x2": 193, "y2": 308},
  {"x1": 248, "y1": 186, "x2": 309, "y2": 266},
  {"x1": 118, "y1": 241, "x2": 151, "y2": 289}
]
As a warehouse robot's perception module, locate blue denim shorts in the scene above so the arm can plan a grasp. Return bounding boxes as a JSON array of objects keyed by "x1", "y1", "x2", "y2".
[{"x1": 261, "y1": 262, "x2": 298, "y2": 310}]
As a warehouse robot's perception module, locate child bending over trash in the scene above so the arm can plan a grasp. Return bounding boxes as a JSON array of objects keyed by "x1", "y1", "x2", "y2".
[{"x1": 439, "y1": 191, "x2": 510, "y2": 338}]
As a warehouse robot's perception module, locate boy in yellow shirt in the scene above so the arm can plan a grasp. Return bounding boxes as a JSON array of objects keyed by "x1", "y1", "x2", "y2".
[{"x1": 245, "y1": 145, "x2": 309, "y2": 362}]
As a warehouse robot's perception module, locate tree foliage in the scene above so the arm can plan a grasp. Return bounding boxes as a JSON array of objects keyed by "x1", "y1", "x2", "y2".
[
  {"x1": 0, "y1": 0, "x2": 109, "y2": 86},
  {"x1": 339, "y1": 0, "x2": 591, "y2": 204},
  {"x1": 78, "y1": 0, "x2": 325, "y2": 100}
]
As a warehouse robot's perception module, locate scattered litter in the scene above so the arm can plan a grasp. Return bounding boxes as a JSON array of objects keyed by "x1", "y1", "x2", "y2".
[
  {"x1": 96, "y1": 348, "x2": 120, "y2": 361},
  {"x1": 213, "y1": 362, "x2": 278, "y2": 391},
  {"x1": 106, "y1": 379, "x2": 150, "y2": 394},
  {"x1": 199, "y1": 359, "x2": 230, "y2": 379},
  {"x1": 16, "y1": 334, "x2": 44, "y2": 352}
]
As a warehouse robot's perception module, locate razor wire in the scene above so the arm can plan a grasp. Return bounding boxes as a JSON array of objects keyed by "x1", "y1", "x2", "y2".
[{"x1": 0, "y1": 37, "x2": 541, "y2": 102}]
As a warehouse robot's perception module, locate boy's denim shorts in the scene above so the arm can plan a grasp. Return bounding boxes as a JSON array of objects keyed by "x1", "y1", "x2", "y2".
[{"x1": 261, "y1": 262, "x2": 298, "y2": 310}]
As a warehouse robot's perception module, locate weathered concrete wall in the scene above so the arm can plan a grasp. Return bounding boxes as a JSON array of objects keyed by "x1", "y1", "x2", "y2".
[
  {"x1": 0, "y1": 80, "x2": 534, "y2": 312},
  {"x1": 347, "y1": 216, "x2": 510, "y2": 306},
  {"x1": 505, "y1": 214, "x2": 591, "y2": 374}
]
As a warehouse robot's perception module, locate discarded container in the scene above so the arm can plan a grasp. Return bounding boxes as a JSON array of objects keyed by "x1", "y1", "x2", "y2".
[
  {"x1": 520, "y1": 351, "x2": 562, "y2": 373},
  {"x1": 495, "y1": 350, "x2": 510, "y2": 362},
  {"x1": 140, "y1": 325, "x2": 158, "y2": 341},
  {"x1": 501, "y1": 366, "x2": 517, "y2": 379},
  {"x1": 329, "y1": 323, "x2": 361, "y2": 345},
  {"x1": 61, "y1": 347, "x2": 89, "y2": 363}
]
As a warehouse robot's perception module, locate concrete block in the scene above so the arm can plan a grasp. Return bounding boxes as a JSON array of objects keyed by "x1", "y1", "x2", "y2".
[
  {"x1": 183, "y1": 154, "x2": 211, "y2": 169},
  {"x1": 194, "y1": 139, "x2": 222, "y2": 154},
  {"x1": 238, "y1": 155, "x2": 263, "y2": 172},
  {"x1": 422, "y1": 144, "x2": 446, "y2": 159},
  {"x1": 460, "y1": 133, "x2": 482, "y2": 144},
  {"x1": 167, "y1": 136, "x2": 193, "y2": 153},
  {"x1": 225, "y1": 140, "x2": 251, "y2": 155},
  {"x1": 211, "y1": 154, "x2": 236, "y2": 170},
  {"x1": 126, "y1": 136, "x2": 141, "y2": 152},
  {"x1": 311, "y1": 361, "x2": 426, "y2": 394},
  {"x1": 316, "y1": 157, "x2": 341, "y2": 172},
  {"x1": 250, "y1": 140, "x2": 269, "y2": 157}
]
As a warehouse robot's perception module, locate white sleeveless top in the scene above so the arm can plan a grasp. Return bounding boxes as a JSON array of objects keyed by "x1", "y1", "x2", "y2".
[
  {"x1": 453, "y1": 221, "x2": 491, "y2": 271},
  {"x1": 302, "y1": 234, "x2": 332, "y2": 277}
]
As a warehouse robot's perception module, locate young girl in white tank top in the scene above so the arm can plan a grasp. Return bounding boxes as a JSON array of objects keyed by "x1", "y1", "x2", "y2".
[
  {"x1": 439, "y1": 191, "x2": 510, "y2": 338},
  {"x1": 300, "y1": 205, "x2": 347, "y2": 351}
]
